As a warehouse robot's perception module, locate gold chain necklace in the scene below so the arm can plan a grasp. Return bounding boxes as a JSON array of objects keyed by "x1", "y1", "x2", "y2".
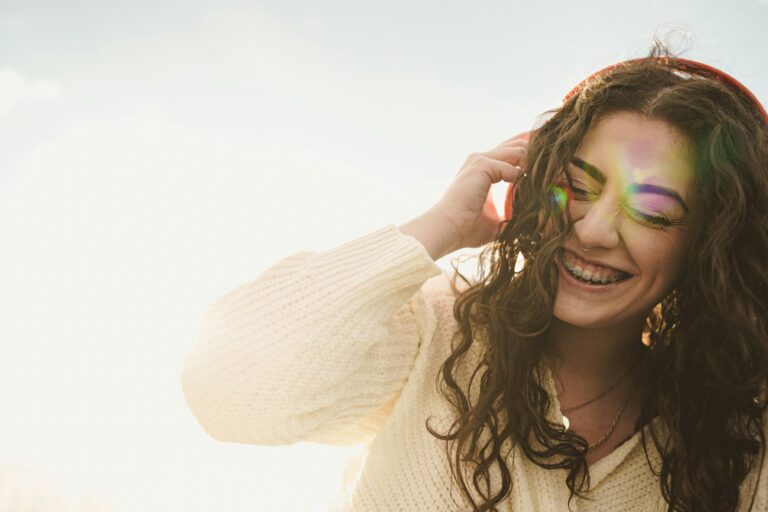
[{"x1": 560, "y1": 355, "x2": 643, "y2": 450}]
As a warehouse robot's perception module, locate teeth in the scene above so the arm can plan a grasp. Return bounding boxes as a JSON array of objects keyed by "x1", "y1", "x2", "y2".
[{"x1": 562, "y1": 251, "x2": 628, "y2": 284}]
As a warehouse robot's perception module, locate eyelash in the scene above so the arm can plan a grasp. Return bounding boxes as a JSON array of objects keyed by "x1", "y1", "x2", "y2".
[{"x1": 568, "y1": 185, "x2": 674, "y2": 228}]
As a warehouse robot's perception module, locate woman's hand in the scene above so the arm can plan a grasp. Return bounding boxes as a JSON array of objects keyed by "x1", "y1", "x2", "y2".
[{"x1": 430, "y1": 135, "x2": 528, "y2": 250}]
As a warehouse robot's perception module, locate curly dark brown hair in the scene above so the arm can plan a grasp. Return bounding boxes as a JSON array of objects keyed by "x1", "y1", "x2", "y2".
[{"x1": 425, "y1": 38, "x2": 768, "y2": 512}]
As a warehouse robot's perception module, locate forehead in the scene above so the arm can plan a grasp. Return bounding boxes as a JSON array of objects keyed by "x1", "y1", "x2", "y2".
[{"x1": 575, "y1": 112, "x2": 695, "y2": 193}]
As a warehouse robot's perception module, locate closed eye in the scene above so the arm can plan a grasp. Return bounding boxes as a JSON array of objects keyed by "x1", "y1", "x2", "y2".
[
  {"x1": 565, "y1": 181, "x2": 675, "y2": 228},
  {"x1": 570, "y1": 183, "x2": 597, "y2": 199},
  {"x1": 626, "y1": 209, "x2": 672, "y2": 227}
]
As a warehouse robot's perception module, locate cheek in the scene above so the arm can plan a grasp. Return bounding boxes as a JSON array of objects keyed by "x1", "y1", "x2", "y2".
[
  {"x1": 539, "y1": 199, "x2": 589, "y2": 239},
  {"x1": 630, "y1": 234, "x2": 689, "y2": 285},
  {"x1": 567, "y1": 200, "x2": 588, "y2": 219}
]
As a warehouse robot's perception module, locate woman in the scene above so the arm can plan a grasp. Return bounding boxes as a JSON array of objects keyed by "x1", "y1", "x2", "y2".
[{"x1": 181, "y1": 40, "x2": 768, "y2": 511}]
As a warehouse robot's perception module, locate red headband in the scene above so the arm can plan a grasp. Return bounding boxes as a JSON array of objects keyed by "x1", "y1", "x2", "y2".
[
  {"x1": 503, "y1": 57, "x2": 768, "y2": 220},
  {"x1": 563, "y1": 57, "x2": 768, "y2": 125}
]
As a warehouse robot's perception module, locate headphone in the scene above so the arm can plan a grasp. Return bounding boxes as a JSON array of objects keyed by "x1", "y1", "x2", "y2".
[{"x1": 503, "y1": 57, "x2": 768, "y2": 221}]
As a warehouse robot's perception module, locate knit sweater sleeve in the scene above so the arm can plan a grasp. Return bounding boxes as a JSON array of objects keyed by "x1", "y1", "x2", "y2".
[{"x1": 180, "y1": 223, "x2": 446, "y2": 447}]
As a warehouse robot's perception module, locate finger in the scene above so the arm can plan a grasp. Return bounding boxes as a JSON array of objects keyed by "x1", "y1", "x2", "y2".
[
  {"x1": 482, "y1": 146, "x2": 528, "y2": 169},
  {"x1": 493, "y1": 137, "x2": 528, "y2": 150},
  {"x1": 471, "y1": 155, "x2": 526, "y2": 185},
  {"x1": 495, "y1": 130, "x2": 532, "y2": 147}
]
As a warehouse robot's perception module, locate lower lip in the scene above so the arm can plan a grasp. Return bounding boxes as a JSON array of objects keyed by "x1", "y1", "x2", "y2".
[{"x1": 557, "y1": 251, "x2": 632, "y2": 292}]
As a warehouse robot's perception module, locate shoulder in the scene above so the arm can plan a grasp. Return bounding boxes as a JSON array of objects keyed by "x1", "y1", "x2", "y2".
[
  {"x1": 421, "y1": 266, "x2": 475, "y2": 301},
  {"x1": 414, "y1": 266, "x2": 479, "y2": 347},
  {"x1": 417, "y1": 267, "x2": 475, "y2": 321}
]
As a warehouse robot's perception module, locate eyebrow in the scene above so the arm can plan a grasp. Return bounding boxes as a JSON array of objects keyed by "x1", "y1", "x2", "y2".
[{"x1": 570, "y1": 156, "x2": 689, "y2": 213}]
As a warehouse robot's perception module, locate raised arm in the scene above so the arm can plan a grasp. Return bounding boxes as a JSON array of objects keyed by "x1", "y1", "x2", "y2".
[
  {"x1": 180, "y1": 221, "x2": 448, "y2": 446},
  {"x1": 181, "y1": 135, "x2": 528, "y2": 447}
]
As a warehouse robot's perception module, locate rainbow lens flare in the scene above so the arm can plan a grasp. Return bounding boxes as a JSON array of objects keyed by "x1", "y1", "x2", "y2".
[{"x1": 548, "y1": 185, "x2": 570, "y2": 213}]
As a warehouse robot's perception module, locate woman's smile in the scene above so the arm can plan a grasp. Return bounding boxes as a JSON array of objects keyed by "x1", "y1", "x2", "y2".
[
  {"x1": 557, "y1": 249, "x2": 634, "y2": 292},
  {"x1": 559, "y1": 248, "x2": 633, "y2": 285}
]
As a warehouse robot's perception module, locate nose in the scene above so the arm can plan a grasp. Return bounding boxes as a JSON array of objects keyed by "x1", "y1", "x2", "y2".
[{"x1": 572, "y1": 194, "x2": 621, "y2": 250}]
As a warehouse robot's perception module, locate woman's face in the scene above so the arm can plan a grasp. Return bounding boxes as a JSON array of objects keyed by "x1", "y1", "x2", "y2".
[{"x1": 552, "y1": 111, "x2": 697, "y2": 329}]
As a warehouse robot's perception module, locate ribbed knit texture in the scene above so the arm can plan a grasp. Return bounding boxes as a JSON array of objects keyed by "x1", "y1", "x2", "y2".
[{"x1": 181, "y1": 223, "x2": 768, "y2": 511}]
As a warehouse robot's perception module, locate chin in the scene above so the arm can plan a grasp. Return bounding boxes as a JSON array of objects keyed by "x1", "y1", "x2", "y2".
[
  {"x1": 552, "y1": 291, "x2": 651, "y2": 330},
  {"x1": 552, "y1": 305, "x2": 616, "y2": 329}
]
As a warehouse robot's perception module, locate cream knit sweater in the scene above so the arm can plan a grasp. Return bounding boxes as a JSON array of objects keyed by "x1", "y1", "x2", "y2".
[{"x1": 181, "y1": 223, "x2": 767, "y2": 511}]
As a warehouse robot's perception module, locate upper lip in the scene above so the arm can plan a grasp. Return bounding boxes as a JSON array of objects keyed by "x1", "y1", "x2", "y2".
[{"x1": 562, "y1": 248, "x2": 633, "y2": 275}]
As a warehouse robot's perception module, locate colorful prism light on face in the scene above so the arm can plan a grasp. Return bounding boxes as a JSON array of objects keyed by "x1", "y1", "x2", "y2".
[{"x1": 549, "y1": 185, "x2": 570, "y2": 213}]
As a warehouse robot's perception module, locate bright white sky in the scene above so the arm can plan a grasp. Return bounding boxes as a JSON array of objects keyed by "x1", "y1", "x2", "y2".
[{"x1": 0, "y1": 1, "x2": 766, "y2": 510}]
